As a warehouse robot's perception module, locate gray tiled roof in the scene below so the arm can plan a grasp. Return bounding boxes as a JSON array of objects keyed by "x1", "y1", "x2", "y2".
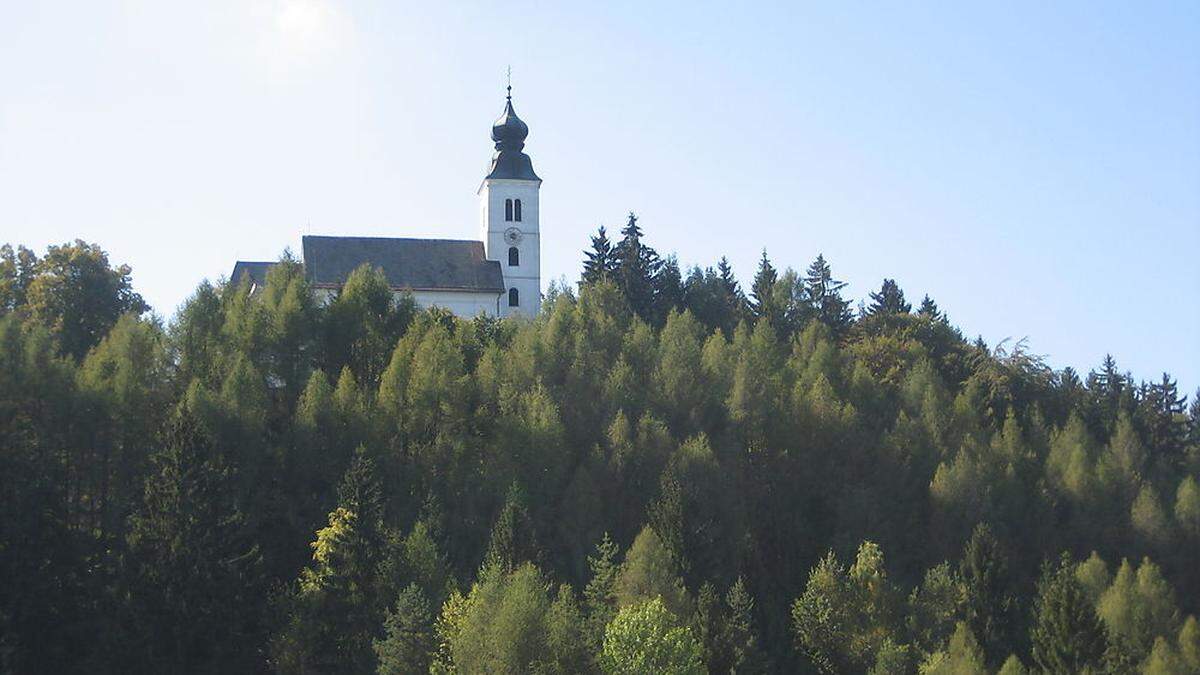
[
  {"x1": 230, "y1": 261, "x2": 276, "y2": 287},
  {"x1": 301, "y1": 236, "x2": 505, "y2": 293}
]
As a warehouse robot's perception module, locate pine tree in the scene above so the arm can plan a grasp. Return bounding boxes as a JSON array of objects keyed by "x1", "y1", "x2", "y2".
[
  {"x1": 1030, "y1": 553, "x2": 1108, "y2": 674},
  {"x1": 375, "y1": 584, "x2": 435, "y2": 675},
  {"x1": 725, "y1": 577, "x2": 768, "y2": 673},
  {"x1": 717, "y1": 257, "x2": 746, "y2": 325},
  {"x1": 1140, "y1": 373, "x2": 1188, "y2": 467},
  {"x1": 866, "y1": 278, "x2": 911, "y2": 316},
  {"x1": 653, "y1": 255, "x2": 685, "y2": 326},
  {"x1": 917, "y1": 294, "x2": 943, "y2": 321},
  {"x1": 582, "y1": 225, "x2": 617, "y2": 285},
  {"x1": 803, "y1": 254, "x2": 852, "y2": 336},
  {"x1": 959, "y1": 523, "x2": 1016, "y2": 666},
  {"x1": 483, "y1": 482, "x2": 540, "y2": 575},
  {"x1": 613, "y1": 212, "x2": 661, "y2": 320},
  {"x1": 125, "y1": 407, "x2": 263, "y2": 672},
  {"x1": 749, "y1": 250, "x2": 781, "y2": 326},
  {"x1": 585, "y1": 533, "x2": 622, "y2": 652}
]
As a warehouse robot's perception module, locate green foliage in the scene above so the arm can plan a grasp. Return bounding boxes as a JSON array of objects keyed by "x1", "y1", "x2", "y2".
[
  {"x1": 996, "y1": 654, "x2": 1028, "y2": 675},
  {"x1": 615, "y1": 526, "x2": 691, "y2": 619},
  {"x1": 791, "y1": 542, "x2": 902, "y2": 673},
  {"x1": 585, "y1": 533, "x2": 622, "y2": 653},
  {"x1": 374, "y1": 584, "x2": 434, "y2": 675},
  {"x1": 1030, "y1": 554, "x2": 1109, "y2": 674},
  {"x1": 21, "y1": 240, "x2": 148, "y2": 359},
  {"x1": 1096, "y1": 557, "x2": 1181, "y2": 663},
  {"x1": 918, "y1": 622, "x2": 987, "y2": 675},
  {"x1": 600, "y1": 598, "x2": 705, "y2": 675},
  {"x1": 123, "y1": 407, "x2": 263, "y2": 672},
  {"x1": 445, "y1": 562, "x2": 577, "y2": 674},
  {"x1": 3, "y1": 238, "x2": 1199, "y2": 673},
  {"x1": 958, "y1": 523, "x2": 1016, "y2": 665}
]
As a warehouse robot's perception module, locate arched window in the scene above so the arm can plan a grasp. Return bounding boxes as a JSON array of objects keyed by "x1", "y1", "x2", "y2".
[
  {"x1": 504, "y1": 199, "x2": 513, "y2": 221},
  {"x1": 508, "y1": 287, "x2": 519, "y2": 307},
  {"x1": 514, "y1": 199, "x2": 522, "y2": 222},
  {"x1": 508, "y1": 246, "x2": 520, "y2": 266}
]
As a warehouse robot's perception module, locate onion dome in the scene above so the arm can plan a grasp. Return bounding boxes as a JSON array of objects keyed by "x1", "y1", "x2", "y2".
[
  {"x1": 491, "y1": 86, "x2": 529, "y2": 150},
  {"x1": 485, "y1": 86, "x2": 539, "y2": 181}
]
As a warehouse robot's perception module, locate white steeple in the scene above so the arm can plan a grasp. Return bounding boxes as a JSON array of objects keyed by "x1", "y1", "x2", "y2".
[{"x1": 478, "y1": 84, "x2": 541, "y2": 317}]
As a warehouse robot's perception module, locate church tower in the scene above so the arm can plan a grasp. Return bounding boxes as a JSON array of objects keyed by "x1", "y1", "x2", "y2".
[{"x1": 479, "y1": 85, "x2": 541, "y2": 317}]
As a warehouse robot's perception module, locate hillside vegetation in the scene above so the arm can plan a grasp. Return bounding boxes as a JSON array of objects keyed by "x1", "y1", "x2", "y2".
[{"x1": 1, "y1": 226, "x2": 1198, "y2": 674}]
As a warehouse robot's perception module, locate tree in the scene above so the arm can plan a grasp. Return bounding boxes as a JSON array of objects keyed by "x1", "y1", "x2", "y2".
[
  {"x1": 724, "y1": 577, "x2": 768, "y2": 673},
  {"x1": 996, "y1": 654, "x2": 1028, "y2": 675},
  {"x1": 272, "y1": 454, "x2": 390, "y2": 673},
  {"x1": 23, "y1": 240, "x2": 148, "y2": 359},
  {"x1": 1131, "y1": 483, "x2": 1172, "y2": 550},
  {"x1": 917, "y1": 294, "x2": 943, "y2": 321},
  {"x1": 791, "y1": 543, "x2": 901, "y2": 674},
  {"x1": 613, "y1": 212, "x2": 660, "y2": 320},
  {"x1": 448, "y1": 563, "x2": 556, "y2": 674},
  {"x1": 749, "y1": 250, "x2": 782, "y2": 327},
  {"x1": 0, "y1": 243, "x2": 38, "y2": 312},
  {"x1": 124, "y1": 407, "x2": 263, "y2": 672},
  {"x1": 615, "y1": 526, "x2": 691, "y2": 619},
  {"x1": 918, "y1": 622, "x2": 987, "y2": 675},
  {"x1": 585, "y1": 533, "x2": 622, "y2": 652},
  {"x1": 600, "y1": 598, "x2": 705, "y2": 675},
  {"x1": 1029, "y1": 554, "x2": 1108, "y2": 674},
  {"x1": 803, "y1": 254, "x2": 852, "y2": 336},
  {"x1": 1175, "y1": 476, "x2": 1200, "y2": 540},
  {"x1": 1096, "y1": 557, "x2": 1181, "y2": 664},
  {"x1": 958, "y1": 523, "x2": 1016, "y2": 665},
  {"x1": 375, "y1": 584, "x2": 434, "y2": 675},
  {"x1": 866, "y1": 279, "x2": 911, "y2": 316},
  {"x1": 583, "y1": 225, "x2": 617, "y2": 285},
  {"x1": 653, "y1": 255, "x2": 685, "y2": 326},
  {"x1": 483, "y1": 481, "x2": 540, "y2": 575}
]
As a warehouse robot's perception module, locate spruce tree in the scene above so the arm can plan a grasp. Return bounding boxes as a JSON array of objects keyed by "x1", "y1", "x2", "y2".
[
  {"x1": 125, "y1": 407, "x2": 263, "y2": 672},
  {"x1": 582, "y1": 225, "x2": 617, "y2": 285},
  {"x1": 959, "y1": 523, "x2": 1016, "y2": 666},
  {"x1": 749, "y1": 250, "x2": 780, "y2": 325},
  {"x1": 374, "y1": 584, "x2": 434, "y2": 675},
  {"x1": 725, "y1": 577, "x2": 767, "y2": 674},
  {"x1": 866, "y1": 278, "x2": 911, "y2": 316},
  {"x1": 1030, "y1": 553, "x2": 1108, "y2": 674},
  {"x1": 803, "y1": 254, "x2": 852, "y2": 336},
  {"x1": 613, "y1": 212, "x2": 660, "y2": 320},
  {"x1": 585, "y1": 533, "x2": 622, "y2": 652},
  {"x1": 917, "y1": 294, "x2": 942, "y2": 321}
]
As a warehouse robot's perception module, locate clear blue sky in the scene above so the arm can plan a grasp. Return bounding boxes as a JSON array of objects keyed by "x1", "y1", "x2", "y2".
[{"x1": 2, "y1": 2, "x2": 1197, "y2": 393}]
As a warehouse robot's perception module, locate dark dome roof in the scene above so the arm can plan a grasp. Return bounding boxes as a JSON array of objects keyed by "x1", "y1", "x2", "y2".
[
  {"x1": 491, "y1": 90, "x2": 529, "y2": 147},
  {"x1": 485, "y1": 87, "x2": 539, "y2": 181}
]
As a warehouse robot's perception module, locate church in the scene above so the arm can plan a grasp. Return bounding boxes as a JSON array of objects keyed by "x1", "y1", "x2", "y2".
[{"x1": 231, "y1": 87, "x2": 542, "y2": 318}]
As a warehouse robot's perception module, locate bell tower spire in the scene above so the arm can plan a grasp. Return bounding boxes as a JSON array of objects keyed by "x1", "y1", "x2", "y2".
[{"x1": 479, "y1": 81, "x2": 542, "y2": 317}]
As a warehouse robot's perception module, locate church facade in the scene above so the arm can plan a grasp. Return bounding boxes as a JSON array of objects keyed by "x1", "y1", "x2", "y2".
[{"x1": 231, "y1": 88, "x2": 542, "y2": 318}]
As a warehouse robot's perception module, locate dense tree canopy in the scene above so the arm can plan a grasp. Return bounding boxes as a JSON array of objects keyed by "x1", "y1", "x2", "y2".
[{"x1": 1, "y1": 234, "x2": 1197, "y2": 673}]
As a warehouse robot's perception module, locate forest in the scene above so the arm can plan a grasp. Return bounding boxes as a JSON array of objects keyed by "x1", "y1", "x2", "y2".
[{"x1": 1, "y1": 216, "x2": 1198, "y2": 674}]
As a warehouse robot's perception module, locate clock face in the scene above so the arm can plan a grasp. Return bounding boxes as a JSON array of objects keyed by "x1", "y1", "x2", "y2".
[{"x1": 503, "y1": 227, "x2": 523, "y2": 245}]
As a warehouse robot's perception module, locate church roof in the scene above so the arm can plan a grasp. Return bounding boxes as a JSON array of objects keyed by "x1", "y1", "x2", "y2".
[
  {"x1": 301, "y1": 235, "x2": 505, "y2": 293},
  {"x1": 485, "y1": 88, "x2": 540, "y2": 181},
  {"x1": 230, "y1": 260, "x2": 276, "y2": 287}
]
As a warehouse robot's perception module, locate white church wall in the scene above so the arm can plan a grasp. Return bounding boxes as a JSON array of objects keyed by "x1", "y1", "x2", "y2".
[
  {"x1": 408, "y1": 289, "x2": 501, "y2": 317},
  {"x1": 313, "y1": 287, "x2": 501, "y2": 317},
  {"x1": 479, "y1": 178, "x2": 542, "y2": 317}
]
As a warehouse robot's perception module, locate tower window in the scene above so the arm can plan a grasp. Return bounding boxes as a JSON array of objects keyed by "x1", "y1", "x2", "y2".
[
  {"x1": 508, "y1": 246, "x2": 520, "y2": 266},
  {"x1": 508, "y1": 288, "x2": 519, "y2": 307},
  {"x1": 514, "y1": 199, "x2": 522, "y2": 222},
  {"x1": 504, "y1": 199, "x2": 513, "y2": 221}
]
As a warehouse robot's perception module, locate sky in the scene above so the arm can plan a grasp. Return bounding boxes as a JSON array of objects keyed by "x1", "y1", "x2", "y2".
[{"x1": 1, "y1": 1, "x2": 1197, "y2": 393}]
